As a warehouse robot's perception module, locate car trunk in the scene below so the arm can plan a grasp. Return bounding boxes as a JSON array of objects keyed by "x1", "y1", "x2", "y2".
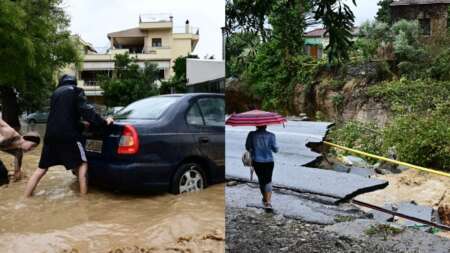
[{"x1": 83, "y1": 123, "x2": 124, "y2": 160}]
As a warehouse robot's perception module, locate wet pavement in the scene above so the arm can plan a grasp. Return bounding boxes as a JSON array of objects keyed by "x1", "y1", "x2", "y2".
[
  {"x1": 0, "y1": 123, "x2": 225, "y2": 252},
  {"x1": 226, "y1": 121, "x2": 388, "y2": 200},
  {"x1": 226, "y1": 183, "x2": 368, "y2": 225},
  {"x1": 325, "y1": 219, "x2": 450, "y2": 253}
]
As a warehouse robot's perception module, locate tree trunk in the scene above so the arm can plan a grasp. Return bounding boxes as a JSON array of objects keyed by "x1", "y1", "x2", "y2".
[{"x1": 0, "y1": 86, "x2": 21, "y2": 131}]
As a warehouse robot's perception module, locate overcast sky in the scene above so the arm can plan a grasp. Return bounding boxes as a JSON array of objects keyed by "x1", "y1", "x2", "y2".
[
  {"x1": 62, "y1": 0, "x2": 377, "y2": 59},
  {"x1": 347, "y1": 0, "x2": 379, "y2": 25},
  {"x1": 62, "y1": 0, "x2": 225, "y2": 59}
]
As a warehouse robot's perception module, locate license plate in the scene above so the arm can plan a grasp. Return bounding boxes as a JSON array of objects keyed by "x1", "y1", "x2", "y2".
[{"x1": 86, "y1": 139, "x2": 103, "y2": 153}]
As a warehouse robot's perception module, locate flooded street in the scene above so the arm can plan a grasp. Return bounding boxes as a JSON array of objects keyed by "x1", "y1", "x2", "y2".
[{"x1": 0, "y1": 124, "x2": 225, "y2": 252}]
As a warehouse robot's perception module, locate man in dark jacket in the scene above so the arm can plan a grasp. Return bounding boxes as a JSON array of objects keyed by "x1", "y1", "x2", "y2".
[{"x1": 24, "y1": 75, "x2": 113, "y2": 197}]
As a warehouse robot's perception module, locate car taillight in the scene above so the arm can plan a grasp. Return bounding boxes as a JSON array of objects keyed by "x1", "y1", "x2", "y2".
[{"x1": 117, "y1": 124, "x2": 139, "y2": 154}]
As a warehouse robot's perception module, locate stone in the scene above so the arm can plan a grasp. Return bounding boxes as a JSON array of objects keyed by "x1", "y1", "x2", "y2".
[
  {"x1": 437, "y1": 192, "x2": 450, "y2": 226},
  {"x1": 349, "y1": 167, "x2": 375, "y2": 178},
  {"x1": 342, "y1": 155, "x2": 369, "y2": 168}
]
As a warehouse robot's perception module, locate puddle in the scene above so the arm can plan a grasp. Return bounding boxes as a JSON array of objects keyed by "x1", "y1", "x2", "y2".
[{"x1": 0, "y1": 124, "x2": 224, "y2": 252}]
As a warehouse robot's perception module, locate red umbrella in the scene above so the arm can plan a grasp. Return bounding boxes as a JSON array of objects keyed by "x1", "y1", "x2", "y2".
[{"x1": 226, "y1": 110, "x2": 287, "y2": 127}]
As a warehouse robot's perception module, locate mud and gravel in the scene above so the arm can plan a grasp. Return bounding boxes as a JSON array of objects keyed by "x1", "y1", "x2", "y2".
[{"x1": 226, "y1": 207, "x2": 401, "y2": 253}]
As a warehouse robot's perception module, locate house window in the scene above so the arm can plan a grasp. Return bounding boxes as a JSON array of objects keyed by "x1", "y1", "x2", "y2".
[
  {"x1": 419, "y1": 18, "x2": 431, "y2": 36},
  {"x1": 158, "y1": 69, "x2": 165, "y2": 80},
  {"x1": 152, "y1": 38, "x2": 162, "y2": 47}
]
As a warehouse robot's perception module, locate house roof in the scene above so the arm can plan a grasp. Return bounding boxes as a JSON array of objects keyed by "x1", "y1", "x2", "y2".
[
  {"x1": 71, "y1": 34, "x2": 97, "y2": 53},
  {"x1": 107, "y1": 27, "x2": 145, "y2": 38},
  {"x1": 391, "y1": 0, "x2": 450, "y2": 6},
  {"x1": 304, "y1": 27, "x2": 360, "y2": 38},
  {"x1": 305, "y1": 28, "x2": 327, "y2": 37}
]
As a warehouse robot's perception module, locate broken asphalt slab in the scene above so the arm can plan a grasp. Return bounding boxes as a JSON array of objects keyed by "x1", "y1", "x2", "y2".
[
  {"x1": 226, "y1": 183, "x2": 368, "y2": 225},
  {"x1": 325, "y1": 219, "x2": 450, "y2": 253},
  {"x1": 370, "y1": 202, "x2": 433, "y2": 227},
  {"x1": 226, "y1": 121, "x2": 388, "y2": 201}
]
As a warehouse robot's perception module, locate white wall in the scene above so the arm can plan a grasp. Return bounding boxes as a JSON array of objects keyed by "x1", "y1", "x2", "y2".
[{"x1": 186, "y1": 58, "x2": 225, "y2": 86}]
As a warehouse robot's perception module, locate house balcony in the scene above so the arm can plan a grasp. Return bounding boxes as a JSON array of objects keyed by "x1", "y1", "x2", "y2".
[{"x1": 83, "y1": 48, "x2": 172, "y2": 63}]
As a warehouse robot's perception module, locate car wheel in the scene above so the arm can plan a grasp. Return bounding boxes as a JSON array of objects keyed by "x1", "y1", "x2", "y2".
[
  {"x1": 28, "y1": 119, "x2": 36, "y2": 124},
  {"x1": 171, "y1": 163, "x2": 206, "y2": 194}
]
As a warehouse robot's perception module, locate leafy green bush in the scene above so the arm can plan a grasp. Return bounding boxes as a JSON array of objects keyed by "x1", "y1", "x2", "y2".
[
  {"x1": 331, "y1": 93, "x2": 345, "y2": 112},
  {"x1": 383, "y1": 109, "x2": 450, "y2": 170},
  {"x1": 368, "y1": 79, "x2": 450, "y2": 114},
  {"x1": 328, "y1": 121, "x2": 383, "y2": 162},
  {"x1": 355, "y1": 21, "x2": 391, "y2": 61},
  {"x1": 430, "y1": 49, "x2": 450, "y2": 81}
]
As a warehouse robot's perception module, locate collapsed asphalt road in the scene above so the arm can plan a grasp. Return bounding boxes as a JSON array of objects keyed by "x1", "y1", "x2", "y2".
[
  {"x1": 225, "y1": 121, "x2": 388, "y2": 201},
  {"x1": 225, "y1": 121, "x2": 450, "y2": 252},
  {"x1": 226, "y1": 183, "x2": 450, "y2": 253}
]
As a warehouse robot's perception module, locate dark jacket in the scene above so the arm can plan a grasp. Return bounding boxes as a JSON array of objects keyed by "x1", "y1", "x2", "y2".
[{"x1": 44, "y1": 81, "x2": 106, "y2": 143}]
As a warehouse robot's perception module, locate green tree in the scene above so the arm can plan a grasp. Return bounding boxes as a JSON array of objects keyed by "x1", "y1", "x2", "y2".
[
  {"x1": 225, "y1": 0, "x2": 275, "y2": 43},
  {"x1": 376, "y1": 0, "x2": 393, "y2": 24},
  {"x1": 226, "y1": 32, "x2": 259, "y2": 77},
  {"x1": 226, "y1": 0, "x2": 356, "y2": 65},
  {"x1": 354, "y1": 21, "x2": 391, "y2": 61},
  {"x1": 269, "y1": 0, "x2": 310, "y2": 58},
  {"x1": 100, "y1": 53, "x2": 160, "y2": 106},
  {"x1": 159, "y1": 54, "x2": 199, "y2": 94},
  {"x1": 0, "y1": 0, "x2": 80, "y2": 129},
  {"x1": 313, "y1": 0, "x2": 356, "y2": 65}
]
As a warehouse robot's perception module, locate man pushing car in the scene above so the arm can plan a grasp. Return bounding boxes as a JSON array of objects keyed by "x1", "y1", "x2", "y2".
[{"x1": 24, "y1": 75, "x2": 113, "y2": 197}]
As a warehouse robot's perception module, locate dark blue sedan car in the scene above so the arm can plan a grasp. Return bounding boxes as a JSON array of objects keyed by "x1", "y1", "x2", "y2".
[{"x1": 84, "y1": 93, "x2": 225, "y2": 194}]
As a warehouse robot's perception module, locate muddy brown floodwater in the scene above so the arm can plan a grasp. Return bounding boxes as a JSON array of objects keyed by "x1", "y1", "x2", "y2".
[{"x1": 0, "y1": 124, "x2": 225, "y2": 253}]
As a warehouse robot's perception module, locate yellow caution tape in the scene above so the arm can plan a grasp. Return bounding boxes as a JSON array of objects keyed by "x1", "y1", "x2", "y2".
[{"x1": 323, "y1": 141, "x2": 450, "y2": 178}]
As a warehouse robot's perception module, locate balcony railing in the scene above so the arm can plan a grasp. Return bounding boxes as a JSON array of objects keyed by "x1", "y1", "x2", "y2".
[
  {"x1": 84, "y1": 80, "x2": 99, "y2": 87},
  {"x1": 173, "y1": 26, "x2": 200, "y2": 34},
  {"x1": 139, "y1": 13, "x2": 172, "y2": 23}
]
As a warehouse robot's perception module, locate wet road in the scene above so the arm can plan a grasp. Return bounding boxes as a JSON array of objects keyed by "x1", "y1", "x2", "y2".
[
  {"x1": 226, "y1": 183, "x2": 368, "y2": 224},
  {"x1": 0, "y1": 124, "x2": 224, "y2": 252}
]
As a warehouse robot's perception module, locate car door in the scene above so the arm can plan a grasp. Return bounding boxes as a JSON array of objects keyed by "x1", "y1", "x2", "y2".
[
  {"x1": 195, "y1": 97, "x2": 225, "y2": 167},
  {"x1": 185, "y1": 99, "x2": 208, "y2": 155}
]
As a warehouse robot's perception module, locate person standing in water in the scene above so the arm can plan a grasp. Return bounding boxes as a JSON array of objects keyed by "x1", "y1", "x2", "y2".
[
  {"x1": 24, "y1": 75, "x2": 113, "y2": 197},
  {"x1": 245, "y1": 125, "x2": 279, "y2": 209}
]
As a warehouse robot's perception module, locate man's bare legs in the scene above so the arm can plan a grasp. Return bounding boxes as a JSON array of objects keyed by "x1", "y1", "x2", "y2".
[
  {"x1": 78, "y1": 162, "x2": 88, "y2": 195},
  {"x1": 24, "y1": 168, "x2": 47, "y2": 197},
  {"x1": 24, "y1": 163, "x2": 88, "y2": 197}
]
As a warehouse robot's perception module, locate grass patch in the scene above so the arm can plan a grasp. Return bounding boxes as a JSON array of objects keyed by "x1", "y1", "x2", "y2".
[
  {"x1": 334, "y1": 216, "x2": 356, "y2": 223},
  {"x1": 365, "y1": 224, "x2": 404, "y2": 240}
]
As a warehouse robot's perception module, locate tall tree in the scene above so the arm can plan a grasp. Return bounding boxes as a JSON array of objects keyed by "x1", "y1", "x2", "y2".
[
  {"x1": 226, "y1": 0, "x2": 356, "y2": 65},
  {"x1": 225, "y1": 0, "x2": 275, "y2": 43},
  {"x1": 313, "y1": 0, "x2": 356, "y2": 65},
  {"x1": 159, "y1": 54, "x2": 199, "y2": 94},
  {"x1": 100, "y1": 53, "x2": 160, "y2": 106},
  {"x1": 0, "y1": 0, "x2": 79, "y2": 130},
  {"x1": 376, "y1": 0, "x2": 394, "y2": 24}
]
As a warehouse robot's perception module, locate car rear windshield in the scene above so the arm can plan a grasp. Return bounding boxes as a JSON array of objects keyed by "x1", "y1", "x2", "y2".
[{"x1": 114, "y1": 96, "x2": 180, "y2": 120}]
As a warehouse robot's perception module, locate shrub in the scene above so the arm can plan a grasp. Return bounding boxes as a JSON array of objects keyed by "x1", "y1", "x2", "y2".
[
  {"x1": 367, "y1": 79, "x2": 450, "y2": 114},
  {"x1": 331, "y1": 93, "x2": 345, "y2": 112},
  {"x1": 430, "y1": 49, "x2": 450, "y2": 81},
  {"x1": 383, "y1": 109, "x2": 450, "y2": 170},
  {"x1": 328, "y1": 121, "x2": 383, "y2": 163}
]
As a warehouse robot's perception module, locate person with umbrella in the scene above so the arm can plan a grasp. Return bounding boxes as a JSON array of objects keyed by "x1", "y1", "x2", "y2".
[
  {"x1": 246, "y1": 125, "x2": 278, "y2": 208},
  {"x1": 226, "y1": 110, "x2": 285, "y2": 209}
]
